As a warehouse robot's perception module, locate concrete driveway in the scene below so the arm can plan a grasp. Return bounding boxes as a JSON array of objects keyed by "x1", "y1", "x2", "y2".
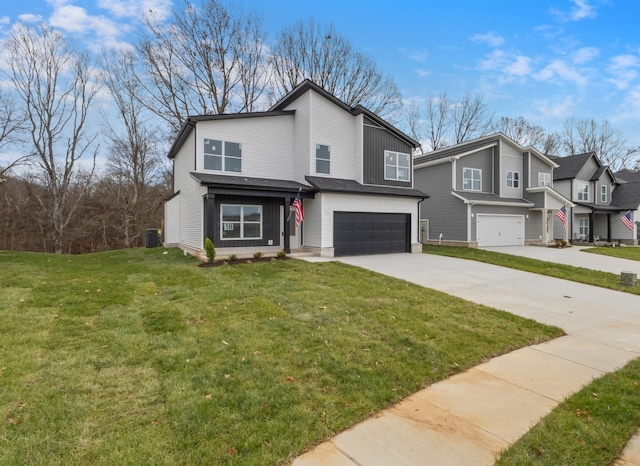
[{"x1": 294, "y1": 253, "x2": 640, "y2": 466}]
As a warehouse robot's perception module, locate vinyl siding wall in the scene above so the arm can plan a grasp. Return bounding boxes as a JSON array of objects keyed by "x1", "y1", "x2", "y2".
[
  {"x1": 594, "y1": 175, "x2": 612, "y2": 205},
  {"x1": 164, "y1": 195, "x2": 180, "y2": 244},
  {"x1": 530, "y1": 154, "x2": 552, "y2": 188},
  {"x1": 362, "y1": 117, "x2": 413, "y2": 188},
  {"x1": 456, "y1": 149, "x2": 494, "y2": 194},
  {"x1": 501, "y1": 153, "x2": 523, "y2": 198}
]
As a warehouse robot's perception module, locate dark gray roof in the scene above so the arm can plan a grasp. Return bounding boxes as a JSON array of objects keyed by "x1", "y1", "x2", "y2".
[
  {"x1": 453, "y1": 191, "x2": 534, "y2": 206},
  {"x1": 414, "y1": 137, "x2": 500, "y2": 165},
  {"x1": 305, "y1": 176, "x2": 428, "y2": 198},
  {"x1": 615, "y1": 169, "x2": 640, "y2": 183},
  {"x1": 612, "y1": 182, "x2": 640, "y2": 210},
  {"x1": 575, "y1": 202, "x2": 627, "y2": 213},
  {"x1": 590, "y1": 166, "x2": 606, "y2": 181},
  {"x1": 191, "y1": 172, "x2": 312, "y2": 193},
  {"x1": 552, "y1": 152, "x2": 595, "y2": 180}
]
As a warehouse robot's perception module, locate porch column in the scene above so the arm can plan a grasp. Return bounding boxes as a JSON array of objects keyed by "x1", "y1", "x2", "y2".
[
  {"x1": 283, "y1": 197, "x2": 291, "y2": 253},
  {"x1": 588, "y1": 211, "x2": 594, "y2": 243},
  {"x1": 205, "y1": 193, "x2": 216, "y2": 245},
  {"x1": 607, "y1": 214, "x2": 612, "y2": 241}
]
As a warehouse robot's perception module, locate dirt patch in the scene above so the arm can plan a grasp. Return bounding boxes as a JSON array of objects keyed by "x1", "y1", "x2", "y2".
[{"x1": 198, "y1": 256, "x2": 289, "y2": 268}]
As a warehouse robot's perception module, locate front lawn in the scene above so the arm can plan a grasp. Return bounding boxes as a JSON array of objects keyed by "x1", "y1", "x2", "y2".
[
  {"x1": 583, "y1": 246, "x2": 640, "y2": 262},
  {"x1": 0, "y1": 248, "x2": 561, "y2": 465}
]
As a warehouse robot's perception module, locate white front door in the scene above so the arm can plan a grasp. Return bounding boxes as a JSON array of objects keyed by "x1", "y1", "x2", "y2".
[{"x1": 280, "y1": 205, "x2": 299, "y2": 250}]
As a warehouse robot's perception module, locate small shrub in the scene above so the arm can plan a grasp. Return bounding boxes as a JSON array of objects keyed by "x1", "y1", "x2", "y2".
[
  {"x1": 204, "y1": 238, "x2": 216, "y2": 263},
  {"x1": 228, "y1": 254, "x2": 238, "y2": 262},
  {"x1": 277, "y1": 250, "x2": 287, "y2": 258},
  {"x1": 253, "y1": 251, "x2": 264, "y2": 259}
]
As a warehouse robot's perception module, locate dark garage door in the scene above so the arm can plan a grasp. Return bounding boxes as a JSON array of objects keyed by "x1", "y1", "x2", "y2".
[{"x1": 333, "y1": 212, "x2": 410, "y2": 257}]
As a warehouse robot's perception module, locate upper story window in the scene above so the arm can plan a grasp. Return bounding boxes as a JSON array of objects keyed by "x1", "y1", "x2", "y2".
[
  {"x1": 463, "y1": 168, "x2": 482, "y2": 191},
  {"x1": 577, "y1": 182, "x2": 589, "y2": 201},
  {"x1": 538, "y1": 173, "x2": 551, "y2": 186},
  {"x1": 221, "y1": 204, "x2": 262, "y2": 240},
  {"x1": 316, "y1": 144, "x2": 330, "y2": 174},
  {"x1": 204, "y1": 139, "x2": 242, "y2": 173},
  {"x1": 506, "y1": 171, "x2": 520, "y2": 188},
  {"x1": 600, "y1": 185, "x2": 608, "y2": 203},
  {"x1": 385, "y1": 150, "x2": 410, "y2": 181}
]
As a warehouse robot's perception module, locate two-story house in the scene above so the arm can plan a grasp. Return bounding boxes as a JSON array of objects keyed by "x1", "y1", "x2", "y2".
[
  {"x1": 413, "y1": 134, "x2": 572, "y2": 247},
  {"x1": 553, "y1": 153, "x2": 638, "y2": 244},
  {"x1": 164, "y1": 80, "x2": 427, "y2": 259}
]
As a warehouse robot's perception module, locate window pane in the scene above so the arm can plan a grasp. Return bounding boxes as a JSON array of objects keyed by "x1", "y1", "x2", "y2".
[
  {"x1": 398, "y1": 154, "x2": 409, "y2": 167},
  {"x1": 222, "y1": 222, "x2": 240, "y2": 238},
  {"x1": 316, "y1": 144, "x2": 330, "y2": 160},
  {"x1": 204, "y1": 139, "x2": 222, "y2": 155},
  {"x1": 225, "y1": 141, "x2": 241, "y2": 157},
  {"x1": 225, "y1": 157, "x2": 241, "y2": 173},
  {"x1": 473, "y1": 180, "x2": 481, "y2": 191},
  {"x1": 204, "y1": 155, "x2": 222, "y2": 170},
  {"x1": 222, "y1": 205, "x2": 241, "y2": 222},
  {"x1": 463, "y1": 179, "x2": 471, "y2": 190},
  {"x1": 243, "y1": 206, "x2": 261, "y2": 222},
  {"x1": 398, "y1": 167, "x2": 409, "y2": 181},
  {"x1": 386, "y1": 166, "x2": 397, "y2": 179},
  {"x1": 243, "y1": 223, "x2": 260, "y2": 238},
  {"x1": 386, "y1": 152, "x2": 397, "y2": 165},
  {"x1": 316, "y1": 159, "x2": 330, "y2": 174}
]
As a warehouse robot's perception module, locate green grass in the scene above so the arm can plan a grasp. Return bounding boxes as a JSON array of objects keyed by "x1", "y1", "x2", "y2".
[
  {"x1": 583, "y1": 246, "x2": 640, "y2": 262},
  {"x1": 0, "y1": 248, "x2": 562, "y2": 465},
  {"x1": 423, "y1": 245, "x2": 640, "y2": 296},
  {"x1": 497, "y1": 357, "x2": 640, "y2": 466}
]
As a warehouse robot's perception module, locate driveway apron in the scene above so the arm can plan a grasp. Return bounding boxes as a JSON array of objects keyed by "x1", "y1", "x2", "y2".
[{"x1": 293, "y1": 253, "x2": 640, "y2": 466}]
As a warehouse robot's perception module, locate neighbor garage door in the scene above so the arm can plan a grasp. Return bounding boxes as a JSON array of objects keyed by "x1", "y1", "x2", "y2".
[
  {"x1": 333, "y1": 212, "x2": 410, "y2": 257},
  {"x1": 476, "y1": 214, "x2": 524, "y2": 247}
]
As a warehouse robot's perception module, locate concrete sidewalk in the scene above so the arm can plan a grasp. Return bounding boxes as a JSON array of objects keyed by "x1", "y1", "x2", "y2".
[{"x1": 293, "y1": 253, "x2": 640, "y2": 466}]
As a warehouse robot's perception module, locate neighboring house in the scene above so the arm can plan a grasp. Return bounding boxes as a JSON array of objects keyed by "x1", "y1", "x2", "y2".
[
  {"x1": 413, "y1": 134, "x2": 572, "y2": 247},
  {"x1": 164, "y1": 79, "x2": 427, "y2": 259},
  {"x1": 552, "y1": 152, "x2": 638, "y2": 244},
  {"x1": 614, "y1": 168, "x2": 640, "y2": 183}
]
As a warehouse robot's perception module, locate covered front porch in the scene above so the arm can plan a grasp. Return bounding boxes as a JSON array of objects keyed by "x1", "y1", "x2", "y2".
[{"x1": 572, "y1": 203, "x2": 625, "y2": 244}]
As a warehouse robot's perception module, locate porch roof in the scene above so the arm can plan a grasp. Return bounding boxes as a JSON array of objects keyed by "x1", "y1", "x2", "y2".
[
  {"x1": 305, "y1": 176, "x2": 428, "y2": 198},
  {"x1": 574, "y1": 202, "x2": 626, "y2": 213},
  {"x1": 451, "y1": 191, "x2": 534, "y2": 206},
  {"x1": 191, "y1": 172, "x2": 315, "y2": 198}
]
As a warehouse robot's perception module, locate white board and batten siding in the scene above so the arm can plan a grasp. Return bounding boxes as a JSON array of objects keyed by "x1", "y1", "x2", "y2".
[{"x1": 476, "y1": 214, "x2": 525, "y2": 247}]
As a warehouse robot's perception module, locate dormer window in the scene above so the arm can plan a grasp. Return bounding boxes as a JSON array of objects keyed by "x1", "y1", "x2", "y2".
[
  {"x1": 385, "y1": 150, "x2": 410, "y2": 181},
  {"x1": 204, "y1": 139, "x2": 241, "y2": 173},
  {"x1": 538, "y1": 173, "x2": 551, "y2": 186},
  {"x1": 577, "y1": 183, "x2": 589, "y2": 201},
  {"x1": 600, "y1": 185, "x2": 608, "y2": 203},
  {"x1": 463, "y1": 168, "x2": 482, "y2": 191},
  {"x1": 315, "y1": 144, "x2": 330, "y2": 174},
  {"x1": 506, "y1": 171, "x2": 520, "y2": 188}
]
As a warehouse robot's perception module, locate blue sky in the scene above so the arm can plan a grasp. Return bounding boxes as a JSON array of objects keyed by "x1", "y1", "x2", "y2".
[{"x1": 2, "y1": 0, "x2": 640, "y2": 147}]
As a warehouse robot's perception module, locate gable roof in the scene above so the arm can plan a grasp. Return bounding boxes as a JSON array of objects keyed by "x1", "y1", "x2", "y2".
[
  {"x1": 270, "y1": 79, "x2": 418, "y2": 148},
  {"x1": 615, "y1": 169, "x2": 640, "y2": 183},
  {"x1": 552, "y1": 152, "x2": 595, "y2": 180}
]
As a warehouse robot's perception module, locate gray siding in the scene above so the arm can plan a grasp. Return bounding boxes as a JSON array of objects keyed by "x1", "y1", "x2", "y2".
[
  {"x1": 456, "y1": 149, "x2": 494, "y2": 193},
  {"x1": 363, "y1": 121, "x2": 413, "y2": 188},
  {"x1": 523, "y1": 152, "x2": 530, "y2": 188},
  {"x1": 530, "y1": 154, "x2": 552, "y2": 188},
  {"x1": 523, "y1": 190, "x2": 544, "y2": 206},
  {"x1": 415, "y1": 163, "x2": 467, "y2": 241},
  {"x1": 471, "y1": 205, "x2": 542, "y2": 241}
]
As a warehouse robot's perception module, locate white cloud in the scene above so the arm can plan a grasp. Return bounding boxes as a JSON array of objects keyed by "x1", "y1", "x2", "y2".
[
  {"x1": 551, "y1": 0, "x2": 597, "y2": 22},
  {"x1": 400, "y1": 48, "x2": 428, "y2": 62},
  {"x1": 536, "y1": 59, "x2": 587, "y2": 86},
  {"x1": 533, "y1": 96, "x2": 575, "y2": 119},
  {"x1": 505, "y1": 56, "x2": 532, "y2": 77},
  {"x1": 98, "y1": 0, "x2": 172, "y2": 21},
  {"x1": 479, "y1": 50, "x2": 532, "y2": 80},
  {"x1": 416, "y1": 69, "x2": 431, "y2": 78},
  {"x1": 470, "y1": 32, "x2": 505, "y2": 47},
  {"x1": 0, "y1": 16, "x2": 10, "y2": 25},
  {"x1": 607, "y1": 54, "x2": 640, "y2": 90},
  {"x1": 573, "y1": 46, "x2": 599, "y2": 64},
  {"x1": 17, "y1": 14, "x2": 44, "y2": 24}
]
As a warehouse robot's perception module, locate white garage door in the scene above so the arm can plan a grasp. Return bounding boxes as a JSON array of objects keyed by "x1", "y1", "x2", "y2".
[{"x1": 476, "y1": 214, "x2": 524, "y2": 247}]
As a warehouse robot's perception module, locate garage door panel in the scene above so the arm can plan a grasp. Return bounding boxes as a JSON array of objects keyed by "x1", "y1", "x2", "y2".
[
  {"x1": 334, "y1": 212, "x2": 409, "y2": 256},
  {"x1": 476, "y1": 214, "x2": 524, "y2": 247}
]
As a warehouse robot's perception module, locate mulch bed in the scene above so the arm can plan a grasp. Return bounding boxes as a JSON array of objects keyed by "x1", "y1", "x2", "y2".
[{"x1": 198, "y1": 256, "x2": 289, "y2": 267}]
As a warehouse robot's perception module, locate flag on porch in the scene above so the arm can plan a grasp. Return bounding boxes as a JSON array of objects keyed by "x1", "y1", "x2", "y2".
[
  {"x1": 621, "y1": 210, "x2": 633, "y2": 230},
  {"x1": 292, "y1": 192, "x2": 304, "y2": 227},
  {"x1": 556, "y1": 206, "x2": 567, "y2": 229}
]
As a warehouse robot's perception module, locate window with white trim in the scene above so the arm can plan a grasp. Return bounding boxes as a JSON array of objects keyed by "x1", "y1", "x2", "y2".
[
  {"x1": 315, "y1": 144, "x2": 330, "y2": 174},
  {"x1": 506, "y1": 171, "x2": 520, "y2": 188},
  {"x1": 600, "y1": 185, "x2": 608, "y2": 203},
  {"x1": 577, "y1": 183, "x2": 589, "y2": 201},
  {"x1": 221, "y1": 205, "x2": 262, "y2": 240},
  {"x1": 579, "y1": 218, "x2": 589, "y2": 237},
  {"x1": 384, "y1": 150, "x2": 410, "y2": 181},
  {"x1": 204, "y1": 139, "x2": 242, "y2": 173},
  {"x1": 538, "y1": 172, "x2": 551, "y2": 186},
  {"x1": 463, "y1": 168, "x2": 482, "y2": 191}
]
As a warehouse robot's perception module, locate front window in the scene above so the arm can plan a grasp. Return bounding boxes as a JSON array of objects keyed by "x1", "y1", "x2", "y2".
[
  {"x1": 579, "y1": 218, "x2": 589, "y2": 237},
  {"x1": 600, "y1": 185, "x2": 608, "y2": 203},
  {"x1": 577, "y1": 183, "x2": 589, "y2": 202},
  {"x1": 204, "y1": 139, "x2": 242, "y2": 173},
  {"x1": 221, "y1": 205, "x2": 262, "y2": 240},
  {"x1": 385, "y1": 150, "x2": 410, "y2": 181},
  {"x1": 538, "y1": 173, "x2": 551, "y2": 186},
  {"x1": 316, "y1": 144, "x2": 330, "y2": 174},
  {"x1": 506, "y1": 171, "x2": 520, "y2": 188},
  {"x1": 463, "y1": 168, "x2": 482, "y2": 191}
]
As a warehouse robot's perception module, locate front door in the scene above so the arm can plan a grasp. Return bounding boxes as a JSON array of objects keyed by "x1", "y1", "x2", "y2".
[{"x1": 279, "y1": 205, "x2": 299, "y2": 250}]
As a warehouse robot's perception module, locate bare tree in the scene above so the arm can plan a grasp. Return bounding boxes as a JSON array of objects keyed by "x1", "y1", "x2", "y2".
[
  {"x1": 450, "y1": 90, "x2": 494, "y2": 144},
  {"x1": 561, "y1": 118, "x2": 637, "y2": 170},
  {"x1": 138, "y1": 0, "x2": 269, "y2": 133},
  {"x1": 270, "y1": 19, "x2": 402, "y2": 119},
  {"x1": 3, "y1": 24, "x2": 98, "y2": 253},
  {"x1": 0, "y1": 89, "x2": 28, "y2": 176},
  {"x1": 425, "y1": 92, "x2": 451, "y2": 151},
  {"x1": 101, "y1": 49, "x2": 167, "y2": 248},
  {"x1": 494, "y1": 116, "x2": 546, "y2": 148}
]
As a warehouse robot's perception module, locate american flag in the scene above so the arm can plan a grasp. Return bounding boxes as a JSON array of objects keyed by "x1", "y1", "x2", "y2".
[
  {"x1": 556, "y1": 206, "x2": 567, "y2": 229},
  {"x1": 292, "y1": 192, "x2": 304, "y2": 227},
  {"x1": 621, "y1": 210, "x2": 633, "y2": 230}
]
